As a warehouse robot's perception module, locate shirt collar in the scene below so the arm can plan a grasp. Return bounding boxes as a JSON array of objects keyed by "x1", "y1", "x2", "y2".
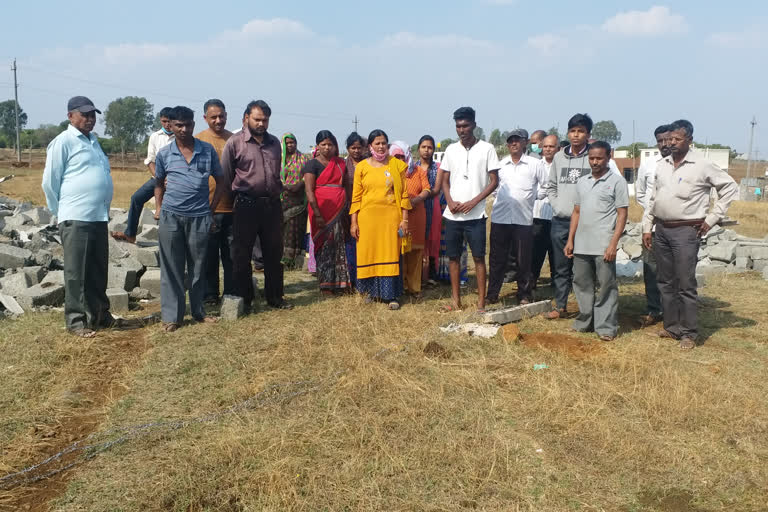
[
  {"x1": 566, "y1": 144, "x2": 589, "y2": 157},
  {"x1": 588, "y1": 170, "x2": 612, "y2": 183},
  {"x1": 242, "y1": 129, "x2": 273, "y2": 145},
  {"x1": 501, "y1": 154, "x2": 530, "y2": 166},
  {"x1": 67, "y1": 123, "x2": 96, "y2": 142},
  {"x1": 169, "y1": 138, "x2": 203, "y2": 157}
]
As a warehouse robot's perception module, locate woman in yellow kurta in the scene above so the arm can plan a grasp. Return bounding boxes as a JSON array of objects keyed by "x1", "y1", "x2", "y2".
[{"x1": 350, "y1": 129, "x2": 411, "y2": 310}]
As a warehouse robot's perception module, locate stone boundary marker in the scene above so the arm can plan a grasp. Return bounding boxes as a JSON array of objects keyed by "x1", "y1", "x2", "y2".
[{"x1": 481, "y1": 300, "x2": 552, "y2": 325}]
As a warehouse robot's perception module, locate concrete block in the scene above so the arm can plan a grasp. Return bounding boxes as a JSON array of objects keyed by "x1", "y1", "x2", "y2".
[
  {"x1": 108, "y1": 210, "x2": 129, "y2": 233},
  {"x1": 106, "y1": 288, "x2": 129, "y2": 312},
  {"x1": 17, "y1": 282, "x2": 65, "y2": 310},
  {"x1": 138, "y1": 208, "x2": 157, "y2": 227},
  {"x1": 136, "y1": 246, "x2": 159, "y2": 267},
  {"x1": 220, "y1": 294, "x2": 245, "y2": 321},
  {"x1": 24, "y1": 207, "x2": 53, "y2": 225},
  {"x1": 752, "y1": 259, "x2": 768, "y2": 272},
  {"x1": 22, "y1": 266, "x2": 46, "y2": 284},
  {"x1": 120, "y1": 256, "x2": 145, "y2": 274},
  {"x1": 707, "y1": 241, "x2": 738, "y2": 263},
  {"x1": 136, "y1": 224, "x2": 159, "y2": 242},
  {"x1": 0, "y1": 244, "x2": 33, "y2": 269},
  {"x1": 3, "y1": 213, "x2": 33, "y2": 230},
  {"x1": 0, "y1": 272, "x2": 34, "y2": 296},
  {"x1": 734, "y1": 256, "x2": 752, "y2": 269},
  {"x1": 751, "y1": 247, "x2": 768, "y2": 259},
  {"x1": 481, "y1": 300, "x2": 552, "y2": 325},
  {"x1": 0, "y1": 292, "x2": 24, "y2": 315},
  {"x1": 735, "y1": 246, "x2": 752, "y2": 259},
  {"x1": 108, "y1": 237, "x2": 131, "y2": 261},
  {"x1": 33, "y1": 249, "x2": 53, "y2": 268},
  {"x1": 42, "y1": 270, "x2": 65, "y2": 286},
  {"x1": 107, "y1": 264, "x2": 138, "y2": 291},
  {"x1": 139, "y1": 268, "x2": 161, "y2": 296}
]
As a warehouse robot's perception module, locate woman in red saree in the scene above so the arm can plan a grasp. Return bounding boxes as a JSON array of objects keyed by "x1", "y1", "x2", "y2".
[{"x1": 303, "y1": 130, "x2": 351, "y2": 293}]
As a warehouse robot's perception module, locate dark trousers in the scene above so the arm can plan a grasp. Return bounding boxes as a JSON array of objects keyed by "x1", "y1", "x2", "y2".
[
  {"x1": 549, "y1": 216, "x2": 573, "y2": 311},
  {"x1": 125, "y1": 178, "x2": 156, "y2": 237},
  {"x1": 60, "y1": 220, "x2": 111, "y2": 330},
  {"x1": 158, "y1": 210, "x2": 211, "y2": 324},
  {"x1": 232, "y1": 196, "x2": 284, "y2": 307},
  {"x1": 205, "y1": 212, "x2": 234, "y2": 300},
  {"x1": 654, "y1": 223, "x2": 699, "y2": 339},
  {"x1": 642, "y1": 239, "x2": 662, "y2": 316},
  {"x1": 531, "y1": 218, "x2": 552, "y2": 286},
  {"x1": 487, "y1": 223, "x2": 534, "y2": 302}
]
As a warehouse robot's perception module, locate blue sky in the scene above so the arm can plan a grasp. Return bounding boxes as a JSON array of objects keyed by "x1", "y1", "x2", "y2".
[{"x1": 1, "y1": 1, "x2": 767, "y2": 156}]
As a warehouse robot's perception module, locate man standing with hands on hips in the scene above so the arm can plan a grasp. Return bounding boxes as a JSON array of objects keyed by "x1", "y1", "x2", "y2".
[{"x1": 642, "y1": 119, "x2": 737, "y2": 349}]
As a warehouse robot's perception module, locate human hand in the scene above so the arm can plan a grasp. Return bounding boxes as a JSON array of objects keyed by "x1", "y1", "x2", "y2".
[
  {"x1": 603, "y1": 243, "x2": 618, "y2": 262},
  {"x1": 642, "y1": 233, "x2": 653, "y2": 250},
  {"x1": 697, "y1": 222, "x2": 711, "y2": 238},
  {"x1": 399, "y1": 220, "x2": 409, "y2": 236},
  {"x1": 564, "y1": 241, "x2": 574, "y2": 259},
  {"x1": 448, "y1": 201, "x2": 462, "y2": 214},
  {"x1": 350, "y1": 223, "x2": 360, "y2": 241},
  {"x1": 458, "y1": 199, "x2": 477, "y2": 214},
  {"x1": 316, "y1": 216, "x2": 327, "y2": 230},
  {"x1": 154, "y1": 211, "x2": 160, "y2": 221}
]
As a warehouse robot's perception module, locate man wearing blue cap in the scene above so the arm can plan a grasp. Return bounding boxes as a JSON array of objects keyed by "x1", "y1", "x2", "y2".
[{"x1": 42, "y1": 96, "x2": 115, "y2": 337}]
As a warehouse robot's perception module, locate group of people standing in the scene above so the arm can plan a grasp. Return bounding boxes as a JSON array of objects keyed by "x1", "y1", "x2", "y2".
[{"x1": 42, "y1": 96, "x2": 738, "y2": 349}]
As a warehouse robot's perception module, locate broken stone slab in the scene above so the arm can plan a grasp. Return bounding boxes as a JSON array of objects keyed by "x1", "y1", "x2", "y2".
[
  {"x1": 24, "y1": 207, "x2": 53, "y2": 225},
  {"x1": 135, "y1": 246, "x2": 159, "y2": 267},
  {"x1": 734, "y1": 256, "x2": 753, "y2": 270},
  {"x1": 129, "y1": 287, "x2": 152, "y2": 300},
  {"x1": 750, "y1": 247, "x2": 768, "y2": 260},
  {"x1": 108, "y1": 210, "x2": 129, "y2": 233},
  {"x1": 704, "y1": 225, "x2": 724, "y2": 239},
  {"x1": 22, "y1": 266, "x2": 46, "y2": 284},
  {"x1": 0, "y1": 244, "x2": 33, "y2": 269},
  {"x1": 698, "y1": 247, "x2": 708, "y2": 261},
  {"x1": 119, "y1": 256, "x2": 144, "y2": 275},
  {"x1": 440, "y1": 322, "x2": 501, "y2": 338},
  {"x1": 42, "y1": 270, "x2": 64, "y2": 286},
  {"x1": 16, "y1": 282, "x2": 65, "y2": 310},
  {"x1": 481, "y1": 300, "x2": 552, "y2": 325},
  {"x1": 33, "y1": 249, "x2": 54, "y2": 268},
  {"x1": 107, "y1": 264, "x2": 138, "y2": 291},
  {"x1": 139, "y1": 268, "x2": 161, "y2": 296},
  {"x1": 707, "y1": 241, "x2": 738, "y2": 263},
  {"x1": 106, "y1": 288, "x2": 129, "y2": 312},
  {"x1": 622, "y1": 240, "x2": 643, "y2": 260},
  {"x1": 136, "y1": 224, "x2": 159, "y2": 243},
  {"x1": 220, "y1": 294, "x2": 245, "y2": 321},
  {"x1": 0, "y1": 272, "x2": 34, "y2": 296},
  {"x1": 138, "y1": 208, "x2": 157, "y2": 227},
  {"x1": 0, "y1": 292, "x2": 25, "y2": 314},
  {"x1": 615, "y1": 248, "x2": 630, "y2": 262},
  {"x1": 108, "y1": 237, "x2": 131, "y2": 261},
  {"x1": 752, "y1": 259, "x2": 768, "y2": 273},
  {"x1": 717, "y1": 229, "x2": 738, "y2": 242}
]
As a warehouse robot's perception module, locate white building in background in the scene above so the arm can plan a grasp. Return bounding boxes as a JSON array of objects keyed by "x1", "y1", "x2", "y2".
[{"x1": 638, "y1": 144, "x2": 730, "y2": 171}]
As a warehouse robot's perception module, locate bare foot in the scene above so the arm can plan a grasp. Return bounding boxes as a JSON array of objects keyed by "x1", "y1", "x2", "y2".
[{"x1": 111, "y1": 231, "x2": 136, "y2": 243}]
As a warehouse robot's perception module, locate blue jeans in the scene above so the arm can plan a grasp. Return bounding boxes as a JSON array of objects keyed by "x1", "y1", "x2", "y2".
[
  {"x1": 549, "y1": 216, "x2": 573, "y2": 311},
  {"x1": 125, "y1": 178, "x2": 156, "y2": 237}
]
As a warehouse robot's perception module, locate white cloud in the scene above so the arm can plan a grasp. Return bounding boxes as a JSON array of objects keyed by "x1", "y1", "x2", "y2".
[
  {"x1": 710, "y1": 29, "x2": 768, "y2": 49},
  {"x1": 601, "y1": 6, "x2": 688, "y2": 36},
  {"x1": 218, "y1": 18, "x2": 314, "y2": 41},
  {"x1": 525, "y1": 33, "x2": 568, "y2": 57},
  {"x1": 380, "y1": 32, "x2": 496, "y2": 51}
]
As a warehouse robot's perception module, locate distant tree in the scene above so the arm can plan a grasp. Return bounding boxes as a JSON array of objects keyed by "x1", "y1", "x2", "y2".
[
  {"x1": 103, "y1": 96, "x2": 155, "y2": 159},
  {"x1": 19, "y1": 129, "x2": 36, "y2": 150},
  {"x1": 35, "y1": 123, "x2": 67, "y2": 148},
  {"x1": 616, "y1": 142, "x2": 650, "y2": 159},
  {"x1": 591, "y1": 120, "x2": 622, "y2": 144},
  {"x1": 438, "y1": 138, "x2": 456, "y2": 150},
  {"x1": 0, "y1": 99, "x2": 29, "y2": 151},
  {"x1": 695, "y1": 142, "x2": 736, "y2": 160},
  {"x1": 547, "y1": 126, "x2": 563, "y2": 140},
  {"x1": 489, "y1": 128, "x2": 503, "y2": 147},
  {"x1": 97, "y1": 137, "x2": 119, "y2": 154},
  {"x1": 473, "y1": 126, "x2": 486, "y2": 141}
]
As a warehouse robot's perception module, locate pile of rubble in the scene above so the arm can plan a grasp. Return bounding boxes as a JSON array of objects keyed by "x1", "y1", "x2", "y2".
[{"x1": 0, "y1": 196, "x2": 161, "y2": 317}]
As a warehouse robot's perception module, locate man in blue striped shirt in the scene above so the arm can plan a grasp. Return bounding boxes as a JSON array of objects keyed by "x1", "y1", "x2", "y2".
[
  {"x1": 153, "y1": 106, "x2": 227, "y2": 331},
  {"x1": 42, "y1": 96, "x2": 114, "y2": 337}
]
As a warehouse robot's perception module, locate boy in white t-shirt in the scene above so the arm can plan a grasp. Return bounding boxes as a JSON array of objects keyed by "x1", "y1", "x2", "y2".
[{"x1": 441, "y1": 107, "x2": 500, "y2": 312}]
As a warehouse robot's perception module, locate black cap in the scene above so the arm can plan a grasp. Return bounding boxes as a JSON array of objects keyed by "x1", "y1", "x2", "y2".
[
  {"x1": 506, "y1": 128, "x2": 529, "y2": 141},
  {"x1": 67, "y1": 96, "x2": 101, "y2": 114}
]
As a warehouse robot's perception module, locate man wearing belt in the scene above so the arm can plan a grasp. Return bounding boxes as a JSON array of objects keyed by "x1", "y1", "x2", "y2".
[
  {"x1": 531, "y1": 134, "x2": 558, "y2": 288},
  {"x1": 220, "y1": 100, "x2": 292, "y2": 312},
  {"x1": 642, "y1": 119, "x2": 737, "y2": 349}
]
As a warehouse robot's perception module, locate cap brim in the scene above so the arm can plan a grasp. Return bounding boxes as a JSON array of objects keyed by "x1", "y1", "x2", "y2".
[{"x1": 77, "y1": 105, "x2": 101, "y2": 114}]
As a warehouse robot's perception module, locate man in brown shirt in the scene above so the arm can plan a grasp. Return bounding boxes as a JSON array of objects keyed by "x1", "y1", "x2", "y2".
[
  {"x1": 218, "y1": 100, "x2": 290, "y2": 311},
  {"x1": 642, "y1": 119, "x2": 737, "y2": 349},
  {"x1": 196, "y1": 99, "x2": 233, "y2": 303}
]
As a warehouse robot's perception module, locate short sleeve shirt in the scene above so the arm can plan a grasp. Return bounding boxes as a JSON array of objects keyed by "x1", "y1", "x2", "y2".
[
  {"x1": 301, "y1": 159, "x2": 325, "y2": 177},
  {"x1": 155, "y1": 139, "x2": 222, "y2": 217},
  {"x1": 574, "y1": 171, "x2": 629, "y2": 256},
  {"x1": 441, "y1": 140, "x2": 500, "y2": 221}
]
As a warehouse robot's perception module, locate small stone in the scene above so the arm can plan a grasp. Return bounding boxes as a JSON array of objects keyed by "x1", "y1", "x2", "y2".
[
  {"x1": 615, "y1": 248, "x2": 630, "y2": 262},
  {"x1": 108, "y1": 237, "x2": 131, "y2": 261},
  {"x1": 129, "y1": 287, "x2": 151, "y2": 300},
  {"x1": 106, "y1": 288, "x2": 129, "y2": 312},
  {"x1": 219, "y1": 294, "x2": 245, "y2": 321},
  {"x1": 139, "y1": 269, "x2": 161, "y2": 296},
  {"x1": 698, "y1": 248, "x2": 708, "y2": 261},
  {"x1": 502, "y1": 324, "x2": 521, "y2": 342}
]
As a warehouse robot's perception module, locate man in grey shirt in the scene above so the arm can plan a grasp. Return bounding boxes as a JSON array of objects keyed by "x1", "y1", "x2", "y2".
[{"x1": 564, "y1": 141, "x2": 629, "y2": 341}]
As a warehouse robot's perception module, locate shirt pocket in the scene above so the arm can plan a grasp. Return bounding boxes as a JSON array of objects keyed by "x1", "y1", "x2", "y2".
[{"x1": 674, "y1": 176, "x2": 700, "y2": 200}]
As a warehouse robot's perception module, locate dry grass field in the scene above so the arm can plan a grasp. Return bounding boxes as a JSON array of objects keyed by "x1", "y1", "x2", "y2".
[{"x1": 0, "y1": 159, "x2": 767, "y2": 511}]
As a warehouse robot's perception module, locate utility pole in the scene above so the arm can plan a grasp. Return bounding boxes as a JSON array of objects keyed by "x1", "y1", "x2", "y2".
[
  {"x1": 746, "y1": 116, "x2": 756, "y2": 180},
  {"x1": 631, "y1": 120, "x2": 636, "y2": 183},
  {"x1": 12, "y1": 59, "x2": 21, "y2": 163},
  {"x1": 353, "y1": 115, "x2": 359, "y2": 133}
]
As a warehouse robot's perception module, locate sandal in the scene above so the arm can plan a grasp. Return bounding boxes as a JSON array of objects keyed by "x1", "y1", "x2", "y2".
[
  {"x1": 440, "y1": 304, "x2": 463, "y2": 313},
  {"x1": 69, "y1": 327, "x2": 96, "y2": 338},
  {"x1": 679, "y1": 336, "x2": 696, "y2": 350},
  {"x1": 388, "y1": 301, "x2": 400, "y2": 310},
  {"x1": 599, "y1": 335, "x2": 616, "y2": 342},
  {"x1": 543, "y1": 308, "x2": 566, "y2": 320},
  {"x1": 657, "y1": 329, "x2": 678, "y2": 339},
  {"x1": 163, "y1": 322, "x2": 179, "y2": 332}
]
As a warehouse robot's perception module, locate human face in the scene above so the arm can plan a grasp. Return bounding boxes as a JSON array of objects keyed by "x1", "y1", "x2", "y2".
[
  {"x1": 204, "y1": 105, "x2": 227, "y2": 134},
  {"x1": 159, "y1": 116, "x2": 171, "y2": 132},
  {"x1": 530, "y1": 132, "x2": 544, "y2": 146},
  {"x1": 370, "y1": 135, "x2": 388, "y2": 157},
  {"x1": 667, "y1": 129, "x2": 691, "y2": 159},
  {"x1": 455, "y1": 119, "x2": 476, "y2": 145},
  {"x1": 506, "y1": 137, "x2": 528, "y2": 158},
  {"x1": 541, "y1": 136, "x2": 559, "y2": 161},
  {"x1": 568, "y1": 125, "x2": 589, "y2": 149},
  {"x1": 285, "y1": 137, "x2": 297, "y2": 155},
  {"x1": 656, "y1": 131, "x2": 672, "y2": 158},
  {"x1": 347, "y1": 141, "x2": 364, "y2": 162},
  {"x1": 171, "y1": 118, "x2": 195, "y2": 143},
  {"x1": 317, "y1": 138, "x2": 335, "y2": 160},
  {"x1": 588, "y1": 147, "x2": 610, "y2": 173},
  {"x1": 245, "y1": 107, "x2": 269, "y2": 137},
  {"x1": 68, "y1": 110, "x2": 96, "y2": 135},
  {"x1": 419, "y1": 140, "x2": 435, "y2": 162}
]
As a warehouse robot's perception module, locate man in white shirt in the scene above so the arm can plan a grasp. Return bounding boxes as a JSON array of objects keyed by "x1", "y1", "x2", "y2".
[
  {"x1": 635, "y1": 124, "x2": 670, "y2": 327},
  {"x1": 111, "y1": 107, "x2": 174, "y2": 243},
  {"x1": 486, "y1": 129, "x2": 547, "y2": 305},
  {"x1": 441, "y1": 106, "x2": 500, "y2": 312},
  {"x1": 531, "y1": 134, "x2": 559, "y2": 287}
]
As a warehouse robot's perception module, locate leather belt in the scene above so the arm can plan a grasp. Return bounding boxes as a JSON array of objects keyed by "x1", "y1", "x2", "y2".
[{"x1": 656, "y1": 218, "x2": 705, "y2": 228}]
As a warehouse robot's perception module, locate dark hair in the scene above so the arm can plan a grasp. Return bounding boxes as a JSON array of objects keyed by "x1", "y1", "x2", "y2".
[
  {"x1": 203, "y1": 99, "x2": 226, "y2": 114},
  {"x1": 346, "y1": 132, "x2": 365, "y2": 149},
  {"x1": 589, "y1": 140, "x2": 612, "y2": 156},
  {"x1": 567, "y1": 113, "x2": 593, "y2": 133},
  {"x1": 669, "y1": 119, "x2": 694, "y2": 138},
  {"x1": 560, "y1": 140, "x2": 570, "y2": 148},
  {"x1": 367, "y1": 129, "x2": 388, "y2": 144},
  {"x1": 418, "y1": 135, "x2": 435, "y2": 148},
  {"x1": 315, "y1": 130, "x2": 338, "y2": 149},
  {"x1": 453, "y1": 106, "x2": 476, "y2": 122},
  {"x1": 531, "y1": 129, "x2": 547, "y2": 140},
  {"x1": 244, "y1": 100, "x2": 271, "y2": 118},
  {"x1": 653, "y1": 124, "x2": 670, "y2": 137},
  {"x1": 168, "y1": 106, "x2": 194, "y2": 122},
  {"x1": 158, "y1": 107, "x2": 173, "y2": 119}
]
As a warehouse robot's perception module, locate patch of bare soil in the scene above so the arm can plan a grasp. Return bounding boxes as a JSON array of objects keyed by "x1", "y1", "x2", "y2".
[{"x1": 520, "y1": 332, "x2": 605, "y2": 360}]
